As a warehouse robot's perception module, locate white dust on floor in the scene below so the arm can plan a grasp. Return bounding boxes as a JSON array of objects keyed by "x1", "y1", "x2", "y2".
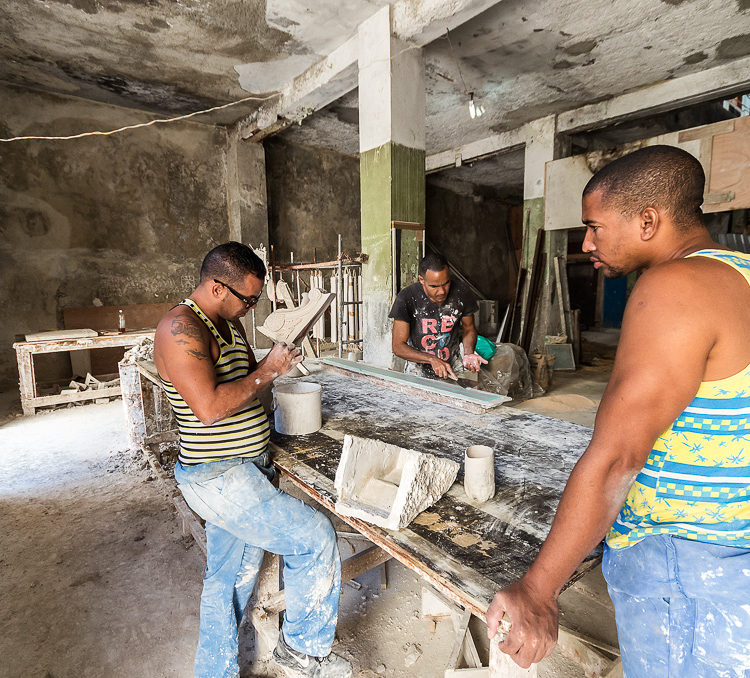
[
  {"x1": 1, "y1": 396, "x2": 615, "y2": 678},
  {"x1": 0, "y1": 400, "x2": 203, "y2": 678}
]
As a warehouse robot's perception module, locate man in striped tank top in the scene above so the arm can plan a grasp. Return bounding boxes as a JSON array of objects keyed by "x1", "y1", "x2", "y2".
[
  {"x1": 154, "y1": 242, "x2": 351, "y2": 678},
  {"x1": 486, "y1": 146, "x2": 750, "y2": 676}
]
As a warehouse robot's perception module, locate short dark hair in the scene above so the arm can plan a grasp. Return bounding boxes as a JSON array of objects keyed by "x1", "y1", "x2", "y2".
[
  {"x1": 419, "y1": 253, "x2": 449, "y2": 277},
  {"x1": 200, "y1": 242, "x2": 266, "y2": 285},
  {"x1": 583, "y1": 145, "x2": 705, "y2": 230}
]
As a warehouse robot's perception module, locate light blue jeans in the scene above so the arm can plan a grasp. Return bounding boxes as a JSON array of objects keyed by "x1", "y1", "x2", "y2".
[
  {"x1": 603, "y1": 534, "x2": 750, "y2": 678},
  {"x1": 174, "y1": 453, "x2": 341, "y2": 678}
]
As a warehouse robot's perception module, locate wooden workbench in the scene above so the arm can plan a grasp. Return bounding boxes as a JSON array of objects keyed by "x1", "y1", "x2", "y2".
[
  {"x1": 13, "y1": 330, "x2": 154, "y2": 415},
  {"x1": 123, "y1": 360, "x2": 615, "y2": 676},
  {"x1": 269, "y1": 369, "x2": 598, "y2": 618}
]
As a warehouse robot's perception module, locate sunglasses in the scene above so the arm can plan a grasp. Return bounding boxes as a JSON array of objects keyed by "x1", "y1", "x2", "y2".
[{"x1": 214, "y1": 279, "x2": 260, "y2": 307}]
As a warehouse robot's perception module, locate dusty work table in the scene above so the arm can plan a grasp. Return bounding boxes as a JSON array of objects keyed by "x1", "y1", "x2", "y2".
[
  {"x1": 270, "y1": 369, "x2": 598, "y2": 614},
  {"x1": 123, "y1": 360, "x2": 616, "y2": 676},
  {"x1": 14, "y1": 330, "x2": 154, "y2": 415}
]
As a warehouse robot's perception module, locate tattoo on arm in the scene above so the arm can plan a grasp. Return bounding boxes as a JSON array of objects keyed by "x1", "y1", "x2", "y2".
[
  {"x1": 186, "y1": 348, "x2": 210, "y2": 361},
  {"x1": 170, "y1": 318, "x2": 204, "y2": 340}
]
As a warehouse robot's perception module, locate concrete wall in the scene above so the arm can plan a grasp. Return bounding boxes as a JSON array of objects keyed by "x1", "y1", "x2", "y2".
[
  {"x1": 426, "y1": 181, "x2": 516, "y2": 306},
  {"x1": 265, "y1": 137, "x2": 361, "y2": 263},
  {"x1": 0, "y1": 84, "x2": 232, "y2": 389}
]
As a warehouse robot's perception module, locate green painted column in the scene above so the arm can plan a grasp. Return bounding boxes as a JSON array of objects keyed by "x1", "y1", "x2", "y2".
[{"x1": 358, "y1": 7, "x2": 425, "y2": 367}]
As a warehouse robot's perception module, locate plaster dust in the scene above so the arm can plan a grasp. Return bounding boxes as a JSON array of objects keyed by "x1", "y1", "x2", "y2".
[{"x1": 0, "y1": 388, "x2": 616, "y2": 678}]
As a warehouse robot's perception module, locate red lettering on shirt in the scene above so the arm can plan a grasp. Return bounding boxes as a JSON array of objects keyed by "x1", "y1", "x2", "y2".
[
  {"x1": 421, "y1": 335, "x2": 437, "y2": 352},
  {"x1": 440, "y1": 316, "x2": 455, "y2": 333},
  {"x1": 422, "y1": 318, "x2": 438, "y2": 334}
]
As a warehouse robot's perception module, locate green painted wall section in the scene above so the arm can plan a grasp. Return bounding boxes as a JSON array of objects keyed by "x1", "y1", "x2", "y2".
[
  {"x1": 359, "y1": 141, "x2": 425, "y2": 366},
  {"x1": 391, "y1": 144, "x2": 425, "y2": 286}
]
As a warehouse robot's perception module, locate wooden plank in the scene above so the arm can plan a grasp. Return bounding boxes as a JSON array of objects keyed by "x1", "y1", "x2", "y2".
[
  {"x1": 556, "y1": 628, "x2": 612, "y2": 677},
  {"x1": 25, "y1": 328, "x2": 97, "y2": 341},
  {"x1": 12, "y1": 330, "x2": 154, "y2": 354},
  {"x1": 321, "y1": 358, "x2": 511, "y2": 413},
  {"x1": 392, "y1": 220, "x2": 426, "y2": 231},
  {"x1": 677, "y1": 119, "x2": 735, "y2": 143},
  {"x1": 447, "y1": 610, "x2": 472, "y2": 669},
  {"x1": 706, "y1": 115, "x2": 750, "y2": 213},
  {"x1": 261, "y1": 544, "x2": 392, "y2": 616},
  {"x1": 15, "y1": 348, "x2": 36, "y2": 416},
  {"x1": 602, "y1": 658, "x2": 623, "y2": 678},
  {"x1": 445, "y1": 669, "x2": 490, "y2": 678},
  {"x1": 29, "y1": 386, "x2": 121, "y2": 407}
]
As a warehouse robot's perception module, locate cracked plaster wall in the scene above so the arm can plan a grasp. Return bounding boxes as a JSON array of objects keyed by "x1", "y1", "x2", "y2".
[
  {"x1": 265, "y1": 137, "x2": 362, "y2": 263},
  {"x1": 0, "y1": 84, "x2": 233, "y2": 390}
]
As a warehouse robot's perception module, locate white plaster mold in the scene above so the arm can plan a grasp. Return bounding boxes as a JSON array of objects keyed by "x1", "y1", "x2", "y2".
[
  {"x1": 257, "y1": 287, "x2": 334, "y2": 345},
  {"x1": 334, "y1": 434, "x2": 459, "y2": 530}
]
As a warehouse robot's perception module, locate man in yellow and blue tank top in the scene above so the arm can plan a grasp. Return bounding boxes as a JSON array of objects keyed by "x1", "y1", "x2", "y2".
[
  {"x1": 154, "y1": 242, "x2": 351, "y2": 678},
  {"x1": 486, "y1": 146, "x2": 750, "y2": 676}
]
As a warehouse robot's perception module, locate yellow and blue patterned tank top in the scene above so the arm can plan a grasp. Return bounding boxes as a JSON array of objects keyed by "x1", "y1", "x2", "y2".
[
  {"x1": 159, "y1": 298, "x2": 270, "y2": 465},
  {"x1": 608, "y1": 249, "x2": 750, "y2": 550}
]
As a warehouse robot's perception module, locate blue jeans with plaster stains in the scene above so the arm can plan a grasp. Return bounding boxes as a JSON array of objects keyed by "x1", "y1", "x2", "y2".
[
  {"x1": 174, "y1": 453, "x2": 341, "y2": 678},
  {"x1": 603, "y1": 534, "x2": 750, "y2": 678}
]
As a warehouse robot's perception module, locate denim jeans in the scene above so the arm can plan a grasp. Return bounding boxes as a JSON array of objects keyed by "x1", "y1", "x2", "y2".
[
  {"x1": 603, "y1": 534, "x2": 750, "y2": 677},
  {"x1": 174, "y1": 453, "x2": 341, "y2": 678}
]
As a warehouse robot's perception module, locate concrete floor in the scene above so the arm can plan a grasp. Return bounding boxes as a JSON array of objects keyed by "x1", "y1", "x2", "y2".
[{"x1": 0, "y1": 356, "x2": 617, "y2": 677}]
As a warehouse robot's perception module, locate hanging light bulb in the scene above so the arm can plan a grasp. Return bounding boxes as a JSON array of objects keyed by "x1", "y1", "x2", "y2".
[{"x1": 468, "y1": 92, "x2": 485, "y2": 119}]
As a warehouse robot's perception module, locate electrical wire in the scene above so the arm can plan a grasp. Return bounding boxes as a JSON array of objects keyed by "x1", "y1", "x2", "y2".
[
  {"x1": 0, "y1": 41, "x2": 424, "y2": 143},
  {"x1": 0, "y1": 91, "x2": 277, "y2": 143}
]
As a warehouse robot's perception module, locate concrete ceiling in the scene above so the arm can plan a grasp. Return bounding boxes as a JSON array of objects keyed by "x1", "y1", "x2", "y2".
[{"x1": 2, "y1": 0, "x2": 749, "y2": 189}]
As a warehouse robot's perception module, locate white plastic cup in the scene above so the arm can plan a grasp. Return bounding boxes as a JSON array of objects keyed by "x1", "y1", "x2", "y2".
[
  {"x1": 272, "y1": 382, "x2": 322, "y2": 435},
  {"x1": 464, "y1": 445, "x2": 495, "y2": 503}
]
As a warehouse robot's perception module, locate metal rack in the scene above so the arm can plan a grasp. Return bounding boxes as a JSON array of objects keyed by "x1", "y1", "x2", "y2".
[{"x1": 267, "y1": 234, "x2": 364, "y2": 358}]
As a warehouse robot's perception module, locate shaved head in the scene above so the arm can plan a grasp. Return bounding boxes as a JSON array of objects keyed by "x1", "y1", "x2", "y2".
[{"x1": 583, "y1": 145, "x2": 705, "y2": 231}]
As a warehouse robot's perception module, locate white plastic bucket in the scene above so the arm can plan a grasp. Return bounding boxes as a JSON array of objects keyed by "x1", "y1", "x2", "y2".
[{"x1": 272, "y1": 382, "x2": 322, "y2": 435}]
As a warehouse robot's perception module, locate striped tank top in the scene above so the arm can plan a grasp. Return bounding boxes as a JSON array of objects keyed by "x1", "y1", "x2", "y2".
[
  {"x1": 160, "y1": 298, "x2": 270, "y2": 465},
  {"x1": 608, "y1": 249, "x2": 750, "y2": 550}
]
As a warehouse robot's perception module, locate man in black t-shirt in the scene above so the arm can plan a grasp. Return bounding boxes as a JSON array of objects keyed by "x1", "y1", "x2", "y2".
[{"x1": 389, "y1": 253, "x2": 487, "y2": 380}]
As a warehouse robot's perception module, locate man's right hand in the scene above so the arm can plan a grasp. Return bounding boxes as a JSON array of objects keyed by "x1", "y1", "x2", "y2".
[
  {"x1": 486, "y1": 578, "x2": 559, "y2": 668},
  {"x1": 260, "y1": 343, "x2": 303, "y2": 377},
  {"x1": 429, "y1": 356, "x2": 458, "y2": 380}
]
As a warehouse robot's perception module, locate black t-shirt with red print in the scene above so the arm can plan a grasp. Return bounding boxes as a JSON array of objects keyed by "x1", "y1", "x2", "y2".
[{"x1": 388, "y1": 279, "x2": 477, "y2": 363}]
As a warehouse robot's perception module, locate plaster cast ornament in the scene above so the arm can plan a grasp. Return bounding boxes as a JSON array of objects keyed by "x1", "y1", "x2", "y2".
[
  {"x1": 334, "y1": 434, "x2": 459, "y2": 531},
  {"x1": 257, "y1": 287, "x2": 334, "y2": 346}
]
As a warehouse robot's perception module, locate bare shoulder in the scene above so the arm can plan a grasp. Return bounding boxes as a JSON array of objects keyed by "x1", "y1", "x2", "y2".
[{"x1": 156, "y1": 305, "x2": 209, "y2": 344}]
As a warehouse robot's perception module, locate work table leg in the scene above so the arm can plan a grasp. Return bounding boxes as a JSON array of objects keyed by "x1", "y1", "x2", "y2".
[{"x1": 16, "y1": 348, "x2": 36, "y2": 416}]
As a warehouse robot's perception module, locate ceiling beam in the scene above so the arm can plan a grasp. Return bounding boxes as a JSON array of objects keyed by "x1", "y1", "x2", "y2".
[
  {"x1": 558, "y1": 55, "x2": 750, "y2": 134},
  {"x1": 425, "y1": 126, "x2": 525, "y2": 173},
  {"x1": 238, "y1": 0, "x2": 504, "y2": 140}
]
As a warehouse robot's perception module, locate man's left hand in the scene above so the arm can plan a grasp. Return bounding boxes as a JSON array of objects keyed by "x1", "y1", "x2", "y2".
[{"x1": 463, "y1": 353, "x2": 488, "y2": 373}]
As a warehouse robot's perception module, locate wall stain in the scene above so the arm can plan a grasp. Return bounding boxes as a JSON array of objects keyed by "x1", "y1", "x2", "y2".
[
  {"x1": 684, "y1": 51, "x2": 708, "y2": 64},
  {"x1": 716, "y1": 34, "x2": 750, "y2": 59}
]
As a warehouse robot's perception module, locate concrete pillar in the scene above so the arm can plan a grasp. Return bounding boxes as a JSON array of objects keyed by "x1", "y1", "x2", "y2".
[
  {"x1": 521, "y1": 115, "x2": 570, "y2": 352},
  {"x1": 358, "y1": 6, "x2": 425, "y2": 368},
  {"x1": 226, "y1": 130, "x2": 273, "y2": 347}
]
